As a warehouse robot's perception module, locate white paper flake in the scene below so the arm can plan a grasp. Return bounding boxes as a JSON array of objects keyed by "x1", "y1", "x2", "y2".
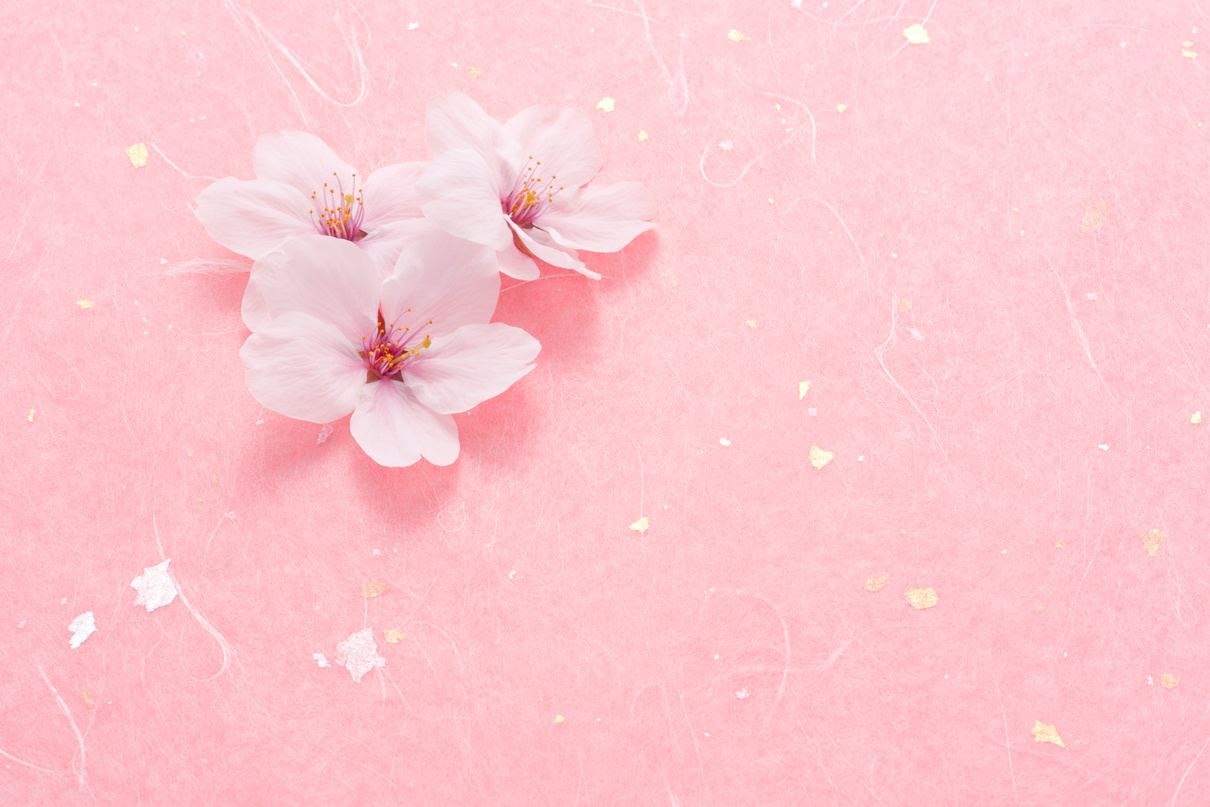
[
  {"x1": 408, "y1": 21, "x2": 419, "y2": 30},
  {"x1": 317, "y1": 424, "x2": 334, "y2": 445},
  {"x1": 130, "y1": 559, "x2": 178, "y2": 612},
  {"x1": 720, "y1": 437, "x2": 731, "y2": 446},
  {"x1": 719, "y1": 140, "x2": 734, "y2": 150},
  {"x1": 69, "y1": 611, "x2": 97, "y2": 649},
  {"x1": 313, "y1": 653, "x2": 330, "y2": 668},
  {"x1": 334, "y1": 627, "x2": 385, "y2": 683},
  {"x1": 1098, "y1": 444, "x2": 1109, "y2": 451},
  {"x1": 736, "y1": 688, "x2": 750, "y2": 699}
]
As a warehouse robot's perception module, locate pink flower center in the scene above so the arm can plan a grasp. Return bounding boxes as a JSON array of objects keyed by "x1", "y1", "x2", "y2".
[
  {"x1": 360, "y1": 311, "x2": 431, "y2": 381},
  {"x1": 503, "y1": 157, "x2": 564, "y2": 227},
  {"x1": 310, "y1": 172, "x2": 367, "y2": 241}
]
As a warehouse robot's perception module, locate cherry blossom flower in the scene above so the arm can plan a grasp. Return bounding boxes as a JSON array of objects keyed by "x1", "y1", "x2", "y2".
[
  {"x1": 416, "y1": 92, "x2": 657, "y2": 281},
  {"x1": 196, "y1": 130, "x2": 426, "y2": 276},
  {"x1": 239, "y1": 231, "x2": 540, "y2": 467}
]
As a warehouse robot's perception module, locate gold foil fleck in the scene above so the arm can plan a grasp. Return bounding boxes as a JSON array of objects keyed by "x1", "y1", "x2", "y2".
[
  {"x1": 81, "y1": 687, "x2": 94, "y2": 707},
  {"x1": 713, "y1": 654, "x2": 720, "y2": 660},
  {"x1": 1012, "y1": 207, "x2": 1020, "y2": 212},
  {"x1": 360, "y1": 579, "x2": 389, "y2": 598},
  {"x1": 864, "y1": 575, "x2": 888, "y2": 592},
  {"x1": 1031, "y1": 721, "x2": 1065, "y2": 747},
  {"x1": 76, "y1": 300, "x2": 94, "y2": 309},
  {"x1": 746, "y1": 320, "x2": 757, "y2": 328},
  {"x1": 1184, "y1": 40, "x2": 1194, "y2": 47},
  {"x1": 1186, "y1": 49, "x2": 1201, "y2": 59},
  {"x1": 638, "y1": 130, "x2": 648, "y2": 141},
  {"x1": 903, "y1": 24, "x2": 930, "y2": 44},
  {"x1": 468, "y1": 65, "x2": 483, "y2": 78},
  {"x1": 596, "y1": 97, "x2": 615, "y2": 113},
  {"x1": 899, "y1": 298, "x2": 912, "y2": 312},
  {"x1": 1193, "y1": 411, "x2": 1203, "y2": 424},
  {"x1": 553, "y1": 714, "x2": 565, "y2": 724},
  {"x1": 799, "y1": 380, "x2": 810, "y2": 400},
  {"x1": 905, "y1": 587, "x2": 938, "y2": 609},
  {"x1": 1036, "y1": 605, "x2": 1045, "y2": 612},
  {"x1": 27, "y1": 409, "x2": 36, "y2": 423},
  {"x1": 836, "y1": 104, "x2": 847, "y2": 113},
  {"x1": 629, "y1": 517, "x2": 649, "y2": 534},
  {"x1": 383, "y1": 628, "x2": 406, "y2": 644},
  {"x1": 1080, "y1": 199, "x2": 1109, "y2": 232},
  {"x1": 1142, "y1": 529, "x2": 1167, "y2": 557},
  {"x1": 1161, "y1": 672, "x2": 1179, "y2": 689},
  {"x1": 1000, "y1": 549, "x2": 1008, "y2": 554},
  {"x1": 809, "y1": 445, "x2": 834, "y2": 469},
  {"x1": 187, "y1": 449, "x2": 193, "y2": 457},
  {"x1": 125, "y1": 143, "x2": 149, "y2": 168},
  {"x1": 1054, "y1": 542, "x2": 1062, "y2": 548},
  {"x1": 727, "y1": 29, "x2": 750, "y2": 42}
]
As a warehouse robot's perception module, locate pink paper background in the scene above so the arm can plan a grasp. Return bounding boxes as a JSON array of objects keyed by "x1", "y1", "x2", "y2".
[{"x1": 4, "y1": 0, "x2": 1210, "y2": 803}]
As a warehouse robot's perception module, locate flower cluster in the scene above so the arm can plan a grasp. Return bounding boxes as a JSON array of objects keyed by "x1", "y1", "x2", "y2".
[{"x1": 196, "y1": 92, "x2": 656, "y2": 466}]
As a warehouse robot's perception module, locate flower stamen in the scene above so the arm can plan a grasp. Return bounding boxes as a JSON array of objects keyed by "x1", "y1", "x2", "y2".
[
  {"x1": 309, "y1": 171, "x2": 367, "y2": 241},
  {"x1": 359, "y1": 310, "x2": 432, "y2": 380},
  {"x1": 504, "y1": 156, "x2": 564, "y2": 227}
]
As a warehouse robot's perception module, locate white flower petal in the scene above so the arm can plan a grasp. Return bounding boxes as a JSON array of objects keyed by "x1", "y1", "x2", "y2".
[
  {"x1": 504, "y1": 104, "x2": 603, "y2": 188},
  {"x1": 538, "y1": 182, "x2": 658, "y2": 252},
  {"x1": 510, "y1": 221, "x2": 600, "y2": 279},
  {"x1": 356, "y1": 219, "x2": 432, "y2": 278},
  {"x1": 362, "y1": 161, "x2": 427, "y2": 226},
  {"x1": 242, "y1": 235, "x2": 379, "y2": 341},
  {"x1": 195, "y1": 177, "x2": 313, "y2": 260},
  {"x1": 496, "y1": 241, "x2": 541, "y2": 281},
  {"x1": 240, "y1": 311, "x2": 365, "y2": 423},
  {"x1": 425, "y1": 91, "x2": 510, "y2": 176},
  {"x1": 252, "y1": 130, "x2": 358, "y2": 198},
  {"x1": 350, "y1": 380, "x2": 459, "y2": 467},
  {"x1": 417, "y1": 150, "x2": 512, "y2": 250},
  {"x1": 381, "y1": 229, "x2": 501, "y2": 335},
  {"x1": 405, "y1": 323, "x2": 540, "y2": 414}
]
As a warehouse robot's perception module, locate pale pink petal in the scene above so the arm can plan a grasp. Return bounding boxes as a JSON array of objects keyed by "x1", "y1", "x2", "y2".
[
  {"x1": 405, "y1": 323, "x2": 540, "y2": 415},
  {"x1": 253, "y1": 130, "x2": 358, "y2": 198},
  {"x1": 380, "y1": 229, "x2": 501, "y2": 336},
  {"x1": 504, "y1": 105, "x2": 603, "y2": 188},
  {"x1": 195, "y1": 177, "x2": 314, "y2": 260},
  {"x1": 537, "y1": 182, "x2": 658, "y2": 252},
  {"x1": 509, "y1": 221, "x2": 600, "y2": 279},
  {"x1": 242, "y1": 235, "x2": 379, "y2": 340},
  {"x1": 240, "y1": 312, "x2": 365, "y2": 423},
  {"x1": 417, "y1": 150, "x2": 512, "y2": 250},
  {"x1": 349, "y1": 380, "x2": 459, "y2": 467},
  {"x1": 356, "y1": 219, "x2": 433, "y2": 278},
  {"x1": 361, "y1": 162, "x2": 427, "y2": 227},
  {"x1": 496, "y1": 241, "x2": 541, "y2": 281},
  {"x1": 425, "y1": 92, "x2": 510, "y2": 173}
]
